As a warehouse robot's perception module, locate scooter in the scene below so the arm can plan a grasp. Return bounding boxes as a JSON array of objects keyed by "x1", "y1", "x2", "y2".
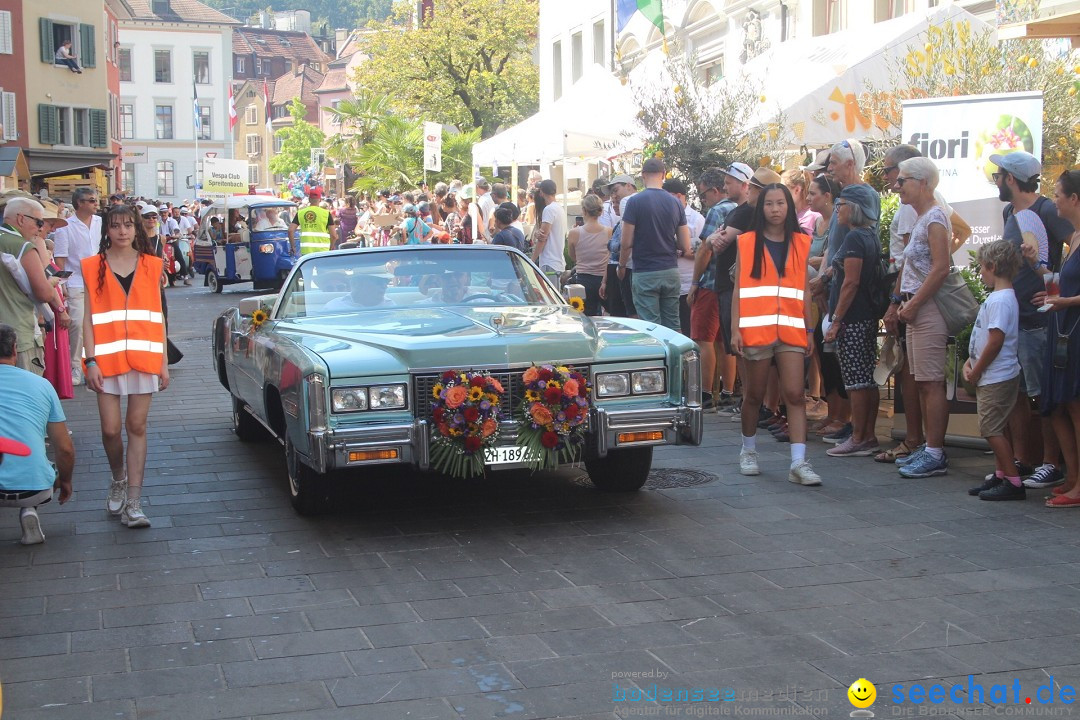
[{"x1": 166, "y1": 237, "x2": 194, "y2": 286}]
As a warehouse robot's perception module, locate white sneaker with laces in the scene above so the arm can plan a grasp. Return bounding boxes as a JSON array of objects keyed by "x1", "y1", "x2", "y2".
[
  {"x1": 739, "y1": 448, "x2": 760, "y2": 476},
  {"x1": 19, "y1": 507, "x2": 45, "y2": 545},
  {"x1": 107, "y1": 470, "x2": 127, "y2": 516},
  {"x1": 121, "y1": 498, "x2": 151, "y2": 528},
  {"x1": 789, "y1": 460, "x2": 823, "y2": 486}
]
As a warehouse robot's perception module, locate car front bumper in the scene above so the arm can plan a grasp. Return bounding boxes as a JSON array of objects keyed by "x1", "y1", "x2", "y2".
[{"x1": 304, "y1": 403, "x2": 703, "y2": 473}]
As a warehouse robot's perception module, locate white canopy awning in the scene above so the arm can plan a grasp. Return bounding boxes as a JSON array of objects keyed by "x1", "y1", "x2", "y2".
[
  {"x1": 472, "y1": 66, "x2": 643, "y2": 168},
  {"x1": 737, "y1": 5, "x2": 992, "y2": 146}
]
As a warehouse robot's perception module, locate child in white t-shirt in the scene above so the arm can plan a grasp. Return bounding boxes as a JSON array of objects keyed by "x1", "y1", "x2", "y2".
[{"x1": 964, "y1": 240, "x2": 1024, "y2": 501}]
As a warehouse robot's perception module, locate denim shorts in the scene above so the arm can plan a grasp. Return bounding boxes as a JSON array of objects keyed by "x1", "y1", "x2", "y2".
[{"x1": 1017, "y1": 326, "x2": 1047, "y2": 398}]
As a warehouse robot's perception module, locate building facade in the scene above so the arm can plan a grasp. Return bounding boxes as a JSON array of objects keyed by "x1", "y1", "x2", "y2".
[
  {"x1": 116, "y1": 0, "x2": 238, "y2": 200},
  {"x1": 231, "y1": 78, "x2": 273, "y2": 190},
  {"x1": 537, "y1": 0, "x2": 1033, "y2": 112},
  {"x1": 232, "y1": 26, "x2": 330, "y2": 84},
  {"x1": 1, "y1": 0, "x2": 121, "y2": 196}
]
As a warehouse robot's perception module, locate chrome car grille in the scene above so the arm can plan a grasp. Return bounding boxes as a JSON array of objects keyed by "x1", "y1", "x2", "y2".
[{"x1": 412, "y1": 366, "x2": 588, "y2": 424}]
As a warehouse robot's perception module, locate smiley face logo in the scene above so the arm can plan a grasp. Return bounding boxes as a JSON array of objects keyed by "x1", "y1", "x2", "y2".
[{"x1": 848, "y1": 678, "x2": 876, "y2": 709}]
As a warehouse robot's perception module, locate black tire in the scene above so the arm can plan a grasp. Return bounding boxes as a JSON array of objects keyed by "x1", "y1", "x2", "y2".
[
  {"x1": 584, "y1": 446, "x2": 653, "y2": 491},
  {"x1": 285, "y1": 436, "x2": 330, "y2": 515},
  {"x1": 232, "y1": 395, "x2": 266, "y2": 442},
  {"x1": 207, "y1": 271, "x2": 223, "y2": 293}
]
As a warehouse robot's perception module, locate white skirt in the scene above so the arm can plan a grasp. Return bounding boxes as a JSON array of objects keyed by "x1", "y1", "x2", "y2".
[{"x1": 101, "y1": 370, "x2": 159, "y2": 396}]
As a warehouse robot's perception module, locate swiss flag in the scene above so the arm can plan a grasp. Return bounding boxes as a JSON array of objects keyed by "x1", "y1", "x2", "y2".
[{"x1": 227, "y1": 83, "x2": 237, "y2": 131}]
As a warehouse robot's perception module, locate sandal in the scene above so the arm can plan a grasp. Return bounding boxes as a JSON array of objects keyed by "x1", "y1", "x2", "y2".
[
  {"x1": 874, "y1": 441, "x2": 918, "y2": 464},
  {"x1": 1046, "y1": 494, "x2": 1080, "y2": 508},
  {"x1": 1051, "y1": 485, "x2": 1076, "y2": 496}
]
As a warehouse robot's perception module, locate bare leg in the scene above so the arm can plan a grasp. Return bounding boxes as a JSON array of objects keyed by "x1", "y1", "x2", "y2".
[
  {"x1": 740, "y1": 357, "x2": 773, "y2": 439},
  {"x1": 918, "y1": 380, "x2": 949, "y2": 448},
  {"x1": 96, "y1": 393, "x2": 125, "y2": 478},
  {"x1": 698, "y1": 340, "x2": 715, "y2": 396},
  {"x1": 1006, "y1": 391, "x2": 1035, "y2": 465},
  {"x1": 775, "y1": 351, "x2": 808, "y2": 444},
  {"x1": 899, "y1": 361, "x2": 924, "y2": 446},
  {"x1": 123, "y1": 394, "x2": 153, "y2": 494},
  {"x1": 986, "y1": 435, "x2": 1019, "y2": 478}
]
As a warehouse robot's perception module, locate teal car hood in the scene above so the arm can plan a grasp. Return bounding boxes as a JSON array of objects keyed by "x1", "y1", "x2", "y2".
[{"x1": 276, "y1": 306, "x2": 667, "y2": 377}]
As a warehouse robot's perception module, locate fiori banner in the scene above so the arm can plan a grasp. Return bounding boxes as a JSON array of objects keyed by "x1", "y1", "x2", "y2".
[
  {"x1": 202, "y1": 157, "x2": 249, "y2": 196},
  {"x1": 902, "y1": 91, "x2": 1043, "y2": 260}
]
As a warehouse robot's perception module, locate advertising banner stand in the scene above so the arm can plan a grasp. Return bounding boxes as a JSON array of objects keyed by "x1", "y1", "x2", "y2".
[{"x1": 896, "y1": 92, "x2": 1043, "y2": 446}]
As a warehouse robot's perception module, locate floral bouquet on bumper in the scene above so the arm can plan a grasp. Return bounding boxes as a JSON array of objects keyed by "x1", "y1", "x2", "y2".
[
  {"x1": 430, "y1": 370, "x2": 504, "y2": 478},
  {"x1": 517, "y1": 364, "x2": 592, "y2": 471}
]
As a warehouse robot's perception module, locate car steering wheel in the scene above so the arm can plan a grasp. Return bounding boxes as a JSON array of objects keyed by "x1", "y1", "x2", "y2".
[{"x1": 460, "y1": 292, "x2": 518, "y2": 303}]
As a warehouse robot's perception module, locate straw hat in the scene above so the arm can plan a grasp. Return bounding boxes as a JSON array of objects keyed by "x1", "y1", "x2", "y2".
[{"x1": 873, "y1": 335, "x2": 904, "y2": 386}]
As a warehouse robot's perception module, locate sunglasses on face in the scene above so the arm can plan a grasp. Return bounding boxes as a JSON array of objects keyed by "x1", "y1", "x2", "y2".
[
  {"x1": 895, "y1": 176, "x2": 917, "y2": 187},
  {"x1": 883, "y1": 165, "x2": 898, "y2": 175},
  {"x1": 834, "y1": 200, "x2": 850, "y2": 207},
  {"x1": 992, "y1": 172, "x2": 1006, "y2": 182},
  {"x1": 20, "y1": 214, "x2": 45, "y2": 229},
  {"x1": 142, "y1": 213, "x2": 158, "y2": 219}
]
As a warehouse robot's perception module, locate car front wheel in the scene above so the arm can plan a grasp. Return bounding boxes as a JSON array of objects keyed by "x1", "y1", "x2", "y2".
[
  {"x1": 232, "y1": 395, "x2": 266, "y2": 442},
  {"x1": 584, "y1": 446, "x2": 653, "y2": 491},
  {"x1": 285, "y1": 436, "x2": 330, "y2": 515}
]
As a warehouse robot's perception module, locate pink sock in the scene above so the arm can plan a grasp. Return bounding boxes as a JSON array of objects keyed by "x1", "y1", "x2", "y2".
[
  {"x1": 995, "y1": 470, "x2": 1005, "y2": 478},
  {"x1": 1007, "y1": 476, "x2": 1022, "y2": 488}
]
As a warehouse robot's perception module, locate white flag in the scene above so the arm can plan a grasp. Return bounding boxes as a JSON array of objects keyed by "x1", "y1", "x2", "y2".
[{"x1": 423, "y1": 121, "x2": 442, "y2": 172}]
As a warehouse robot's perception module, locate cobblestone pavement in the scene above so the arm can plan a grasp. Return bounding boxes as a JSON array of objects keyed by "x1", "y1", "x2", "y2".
[{"x1": 2, "y1": 284, "x2": 1080, "y2": 720}]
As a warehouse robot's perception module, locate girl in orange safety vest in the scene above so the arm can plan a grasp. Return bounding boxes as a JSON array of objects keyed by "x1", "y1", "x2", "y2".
[
  {"x1": 730, "y1": 183, "x2": 822, "y2": 487},
  {"x1": 81, "y1": 205, "x2": 169, "y2": 529}
]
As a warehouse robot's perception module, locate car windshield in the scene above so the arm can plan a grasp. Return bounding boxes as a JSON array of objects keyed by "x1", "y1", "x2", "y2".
[{"x1": 276, "y1": 248, "x2": 564, "y2": 319}]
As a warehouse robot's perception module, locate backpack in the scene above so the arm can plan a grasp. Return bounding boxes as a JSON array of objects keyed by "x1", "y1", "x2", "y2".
[{"x1": 869, "y1": 251, "x2": 898, "y2": 320}]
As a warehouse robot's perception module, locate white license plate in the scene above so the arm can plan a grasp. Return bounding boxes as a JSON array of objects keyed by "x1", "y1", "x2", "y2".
[{"x1": 484, "y1": 445, "x2": 538, "y2": 466}]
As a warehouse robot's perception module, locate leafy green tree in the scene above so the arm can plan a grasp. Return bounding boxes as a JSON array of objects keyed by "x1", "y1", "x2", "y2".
[
  {"x1": 268, "y1": 99, "x2": 327, "y2": 176},
  {"x1": 351, "y1": 0, "x2": 538, "y2": 138}
]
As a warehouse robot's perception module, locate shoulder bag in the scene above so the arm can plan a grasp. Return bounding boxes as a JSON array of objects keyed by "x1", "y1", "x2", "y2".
[{"x1": 908, "y1": 255, "x2": 978, "y2": 336}]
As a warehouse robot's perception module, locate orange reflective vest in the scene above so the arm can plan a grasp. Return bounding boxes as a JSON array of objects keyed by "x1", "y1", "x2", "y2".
[
  {"x1": 81, "y1": 254, "x2": 166, "y2": 377},
  {"x1": 736, "y1": 231, "x2": 810, "y2": 349}
]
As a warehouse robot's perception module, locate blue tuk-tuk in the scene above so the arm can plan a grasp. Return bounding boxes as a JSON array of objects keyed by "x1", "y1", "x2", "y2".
[{"x1": 193, "y1": 196, "x2": 298, "y2": 293}]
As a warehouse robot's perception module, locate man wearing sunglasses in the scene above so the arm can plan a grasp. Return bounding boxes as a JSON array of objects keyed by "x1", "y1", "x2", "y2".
[
  {"x1": 0, "y1": 195, "x2": 68, "y2": 376},
  {"x1": 52, "y1": 188, "x2": 101, "y2": 386}
]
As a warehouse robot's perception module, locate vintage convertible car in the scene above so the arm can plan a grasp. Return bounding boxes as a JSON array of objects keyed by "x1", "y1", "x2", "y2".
[{"x1": 213, "y1": 245, "x2": 702, "y2": 514}]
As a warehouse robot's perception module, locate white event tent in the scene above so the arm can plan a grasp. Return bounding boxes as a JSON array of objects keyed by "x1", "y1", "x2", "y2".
[
  {"x1": 471, "y1": 66, "x2": 643, "y2": 171},
  {"x1": 735, "y1": 4, "x2": 991, "y2": 147}
]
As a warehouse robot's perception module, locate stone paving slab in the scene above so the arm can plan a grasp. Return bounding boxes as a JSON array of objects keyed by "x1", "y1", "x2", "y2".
[{"x1": 2, "y1": 285, "x2": 1080, "y2": 719}]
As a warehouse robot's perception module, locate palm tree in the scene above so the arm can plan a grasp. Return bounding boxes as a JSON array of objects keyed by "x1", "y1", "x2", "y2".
[
  {"x1": 348, "y1": 120, "x2": 481, "y2": 194},
  {"x1": 323, "y1": 92, "x2": 393, "y2": 164}
]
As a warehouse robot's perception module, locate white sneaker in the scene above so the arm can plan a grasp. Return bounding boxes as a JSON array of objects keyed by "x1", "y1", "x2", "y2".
[
  {"x1": 121, "y1": 498, "x2": 151, "y2": 528},
  {"x1": 739, "y1": 448, "x2": 760, "y2": 476},
  {"x1": 71, "y1": 367, "x2": 83, "y2": 386},
  {"x1": 107, "y1": 470, "x2": 127, "y2": 516},
  {"x1": 183, "y1": 278, "x2": 193, "y2": 286},
  {"x1": 19, "y1": 507, "x2": 45, "y2": 545},
  {"x1": 789, "y1": 460, "x2": 823, "y2": 486}
]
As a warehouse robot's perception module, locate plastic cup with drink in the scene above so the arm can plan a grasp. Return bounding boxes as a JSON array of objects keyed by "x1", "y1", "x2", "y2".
[{"x1": 1039, "y1": 272, "x2": 1061, "y2": 312}]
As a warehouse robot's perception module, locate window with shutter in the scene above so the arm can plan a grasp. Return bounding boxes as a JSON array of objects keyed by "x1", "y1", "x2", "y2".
[
  {"x1": 38, "y1": 104, "x2": 59, "y2": 144},
  {"x1": 39, "y1": 18, "x2": 54, "y2": 63},
  {"x1": 2, "y1": 92, "x2": 15, "y2": 140},
  {"x1": 79, "y1": 24, "x2": 96, "y2": 68},
  {"x1": 0, "y1": 11, "x2": 13, "y2": 55},
  {"x1": 90, "y1": 108, "x2": 107, "y2": 147}
]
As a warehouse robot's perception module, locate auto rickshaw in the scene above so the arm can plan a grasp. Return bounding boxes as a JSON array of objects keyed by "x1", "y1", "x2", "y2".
[{"x1": 192, "y1": 196, "x2": 298, "y2": 293}]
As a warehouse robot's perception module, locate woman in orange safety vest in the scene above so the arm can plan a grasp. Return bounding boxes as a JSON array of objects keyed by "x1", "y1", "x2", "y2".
[
  {"x1": 730, "y1": 183, "x2": 821, "y2": 487},
  {"x1": 81, "y1": 204, "x2": 169, "y2": 529}
]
